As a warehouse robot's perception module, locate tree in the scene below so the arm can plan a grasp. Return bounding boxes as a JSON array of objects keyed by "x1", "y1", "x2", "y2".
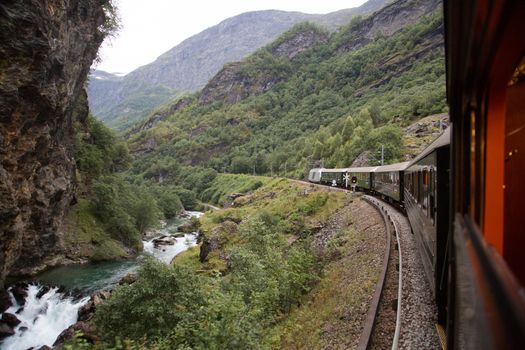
[
  {"x1": 133, "y1": 188, "x2": 161, "y2": 234},
  {"x1": 231, "y1": 156, "x2": 252, "y2": 174}
]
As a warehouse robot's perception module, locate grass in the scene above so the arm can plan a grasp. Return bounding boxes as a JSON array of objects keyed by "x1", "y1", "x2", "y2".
[
  {"x1": 174, "y1": 176, "x2": 348, "y2": 275},
  {"x1": 62, "y1": 199, "x2": 131, "y2": 261},
  {"x1": 264, "y1": 213, "x2": 382, "y2": 349},
  {"x1": 200, "y1": 173, "x2": 272, "y2": 205}
]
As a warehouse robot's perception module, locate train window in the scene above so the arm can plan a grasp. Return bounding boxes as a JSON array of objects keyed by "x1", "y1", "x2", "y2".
[
  {"x1": 417, "y1": 171, "x2": 422, "y2": 204},
  {"x1": 422, "y1": 169, "x2": 428, "y2": 211},
  {"x1": 429, "y1": 168, "x2": 435, "y2": 223}
]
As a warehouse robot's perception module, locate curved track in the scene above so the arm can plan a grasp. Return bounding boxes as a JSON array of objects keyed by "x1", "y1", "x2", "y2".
[
  {"x1": 364, "y1": 195, "x2": 439, "y2": 350},
  {"x1": 291, "y1": 179, "x2": 439, "y2": 349}
]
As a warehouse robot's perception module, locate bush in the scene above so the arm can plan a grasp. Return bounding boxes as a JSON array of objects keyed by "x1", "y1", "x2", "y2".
[
  {"x1": 298, "y1": 193, "x2": 328, "y2": 215},
  {"x1": 94, "y1": 259, "x2": 209, "y2": 343},
  {"x1": 174, "y1": 187, "x2": 199, "y2": 210}
]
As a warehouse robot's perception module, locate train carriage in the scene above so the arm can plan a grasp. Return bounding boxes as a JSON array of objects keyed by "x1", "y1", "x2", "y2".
[
  {"x1": 347, "y1": 166, "x2": 377, "y2": 191},
  {"x1": 445, "y1": 0, "x2": 525, "y2": 347},
  {"x1": 319, "y1": 168, "x2": 348, "y2": 187},
  {"x1": 372, "y1": 162, "x2": 409, "y2": 203},
  {"x1": 404, "y1": 129, "x2": 450, "y2": 324}
]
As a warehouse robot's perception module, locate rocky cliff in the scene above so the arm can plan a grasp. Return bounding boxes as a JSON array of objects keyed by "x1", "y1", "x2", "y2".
[
  {"x1": 0, "y1": 0, "x2": 113, "y2": 286},
  {"x1": 198, "y1": 25, "x2": 329, "y2": 105}
]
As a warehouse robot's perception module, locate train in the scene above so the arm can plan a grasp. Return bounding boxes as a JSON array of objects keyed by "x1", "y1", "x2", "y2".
[
  {"x1": 308, "y1": 127, "x2": 450, "y2": 323},
  {"x1": 308, "y1": 0, "x2": 525, "y2": 348}
]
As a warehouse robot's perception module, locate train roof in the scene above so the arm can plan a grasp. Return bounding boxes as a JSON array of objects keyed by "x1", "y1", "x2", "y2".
[
  {"x1": 407, "y1": 127, "x2": 451, "y2": 167},
  {"x1": 374, "y1": 161, "x2": 410, "y2": 172},
  {"x1": 320, "y1": 168, "x2": 349, "y2": 173},
  {"x1": 347, "y1": 166, "x2": 379, "y2": 173}
]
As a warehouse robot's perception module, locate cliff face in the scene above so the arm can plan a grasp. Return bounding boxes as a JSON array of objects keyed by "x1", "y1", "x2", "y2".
[
  {"x1": 198, "y1": 26, "x2": 329, "y2": 105},
  {"x1": 335, "y1": 0, "x2": 441, "y2": 53},
  {"x1": 0, "y1": 0, "x2": 110, "y2": 286}
]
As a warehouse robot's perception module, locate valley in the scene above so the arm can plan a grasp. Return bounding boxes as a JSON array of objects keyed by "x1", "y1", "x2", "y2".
[{"x1": 0, "y1": 0, "x2": 449, "y2": 348}]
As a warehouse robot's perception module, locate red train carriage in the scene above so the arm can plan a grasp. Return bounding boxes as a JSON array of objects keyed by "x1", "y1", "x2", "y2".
[{"x1": 445, "y1": 0, "x2": 525, "y2": 348}]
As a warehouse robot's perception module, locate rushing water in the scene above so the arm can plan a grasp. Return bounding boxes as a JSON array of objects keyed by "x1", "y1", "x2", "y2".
[
  {"x1": 1, "y1": 284, "x2": 89, "y2": 350},
  {"x1": 0, "y1": 211, "x2": 202, "y2": 350}
]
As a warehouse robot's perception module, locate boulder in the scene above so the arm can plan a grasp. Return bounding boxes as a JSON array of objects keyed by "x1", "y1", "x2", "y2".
[
  {"x1": 77, "y1": 290, "x2": 112, "y2": 322},
  {"x1": 178, "y1": 218, "x2": 200, "y2": 233},
  {"x1": 119, "y1": 272, "x2": 138, "y2": 285},
  {"x1": 1, "y1": 312, "x2": 20, "y2": 327},
  {"x1": 152, "y1": 235, "x2": 176, "y2": 247},
  {"x1": 0, "y1": 290, "x2": 12, "y2": 313},
  {"x1": 11, "y1": 282, "x2": 28, "y2": 305},
  {"x1": 199, "y1": 235, "x2": 224, "y2": 262},
  {"x1": 53, "y1": 321, "x2": 99, "y2": 346},
  {"x1": 0, "y1": 322, "x2": 15, "y2": 339}
]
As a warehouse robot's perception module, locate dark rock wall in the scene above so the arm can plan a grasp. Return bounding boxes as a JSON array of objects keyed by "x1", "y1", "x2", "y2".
[
  {"x1": 198, "y1": 28, "x2": 328, "y2": 105},
  {"x1": 0, "y1": 0, "x2": 109, "y2": 286},
  {"x1": 336, "y1": 0, "x2": 441, "y2": 54}
]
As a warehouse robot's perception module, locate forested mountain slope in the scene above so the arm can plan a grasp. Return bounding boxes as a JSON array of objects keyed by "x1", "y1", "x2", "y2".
[
  {"x1": 88, "y1": 0, "x2": 389, "y2": 130},
  {"x1": 127, "y1": 0, "x2": 444, "y2": 180}
]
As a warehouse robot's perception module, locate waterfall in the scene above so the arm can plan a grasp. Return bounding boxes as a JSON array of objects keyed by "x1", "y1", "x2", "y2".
[
  {"x1": 1, "y1": 211, "x2": 203, "y2": 349},
  {"x1": 1, "y1": 284, "x2": 88, "y2": 350}
]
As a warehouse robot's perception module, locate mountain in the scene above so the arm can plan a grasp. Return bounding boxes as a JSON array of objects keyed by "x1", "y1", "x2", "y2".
[
  {"x1": 126, "y1": 0, "x2": 445, "y2": 178},
  {"x1": 88, "y1": 0, "x2": 390, "y2": 130}
]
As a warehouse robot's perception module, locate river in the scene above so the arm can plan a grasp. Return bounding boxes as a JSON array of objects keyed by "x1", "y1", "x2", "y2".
[{"x1": 0, "y1": 211, "x2": 203, "y2": 350}]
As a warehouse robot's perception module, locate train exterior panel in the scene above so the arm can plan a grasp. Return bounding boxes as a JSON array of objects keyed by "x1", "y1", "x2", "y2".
[
  {"x1": 320, "y1": 168, "x2": 348, "y2": 187},
  {"x1": 404, "y1": 129, "x2": 450, "y2": 323},
  {"x1": 308, "y1": 168, "x2": 323, "y2": 183},
  {"x1": 347, "y1": 166, "x2": 377, "y2": 190},
  {"x1": 372, "y1": 162, "x2": 409, "y2": 203}
]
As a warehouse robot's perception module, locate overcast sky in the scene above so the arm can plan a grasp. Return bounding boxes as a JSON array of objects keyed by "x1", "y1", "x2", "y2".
[{"x1": 96, "y1": 0, "x2": 367, "y2": 74}]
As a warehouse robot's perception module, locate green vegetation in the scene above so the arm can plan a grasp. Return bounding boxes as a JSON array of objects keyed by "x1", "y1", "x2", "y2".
[
  {"x1": 87, "y1": 178, "x2": 348, "y2": 349},
  {"x1": 200, "y1": 173, "x2": 271, "y2": 205},
  {"x1": 68, "y1": 113, "x2": 183, "y2": 259},
  {"x1": 128, "y1": 11, "x2": 445, "y2": 178},
  {"x1": 265, "y1": 222, "x2": 380, "y2": 348},
  {"x1": 62, "y1": 199, "x2": 130, "y2": 261}
]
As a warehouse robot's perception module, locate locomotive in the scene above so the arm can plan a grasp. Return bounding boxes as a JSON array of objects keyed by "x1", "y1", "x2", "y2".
[{"x1": 308, "y1": 0, "x2": 525, "y2": 347}]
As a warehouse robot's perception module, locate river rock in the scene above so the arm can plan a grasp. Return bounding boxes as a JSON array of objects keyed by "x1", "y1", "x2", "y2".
[
  {"x1": 152, "y1": 235, "x2": 176, "y2": 247},
  {"x1": 178, "y1": 220, "x2": 199, "y2": 233},
  {"x1": 36, "y1": 285, "x2": 51, "y2": 299},
  {"x1": 0, "y1": 290, "x2": 12, "y2": 313},
  {"x1": 11, "y1": 282, "x2": 28, "y2": 305},
  {"x1": 77, "y1": 290, "x2": 112, "y2": 322},
  {"x1": 53, "y1": 321, "x2": 99, "y2": 346},
  {"x1": 0, "y1": 322, "x2": 15, "y2": 339},
  {"x1": 1, "y1": 312, "x2": 20, "y2": 327},
  {"x1": 119, "y1": 272, "x2": 138, "y2": 285}
]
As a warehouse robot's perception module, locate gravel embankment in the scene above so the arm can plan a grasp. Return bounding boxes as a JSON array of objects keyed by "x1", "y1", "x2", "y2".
[{"x1": 386, "y1": 204, "x2": 440, "y2": 350}]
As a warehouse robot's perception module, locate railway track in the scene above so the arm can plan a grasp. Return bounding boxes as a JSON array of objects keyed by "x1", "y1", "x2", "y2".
[
  {"x1": 290, "y1": 179, "x2": 439, "y2": 349},
  {"x1": 360, "y1": 195, "x2": 439, "y2": 350}
]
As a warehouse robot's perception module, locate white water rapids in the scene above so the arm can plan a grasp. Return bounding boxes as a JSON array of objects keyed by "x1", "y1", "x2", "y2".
[
  {"x1": 1, "y1": 285, "x2": 89, "y2": 350},
  {"x1": 0, "y1": 211, "x2": 203, "y2": 349},
  {"x1": 142, "y1": 211, "x2": 201, "y2": 263}
]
